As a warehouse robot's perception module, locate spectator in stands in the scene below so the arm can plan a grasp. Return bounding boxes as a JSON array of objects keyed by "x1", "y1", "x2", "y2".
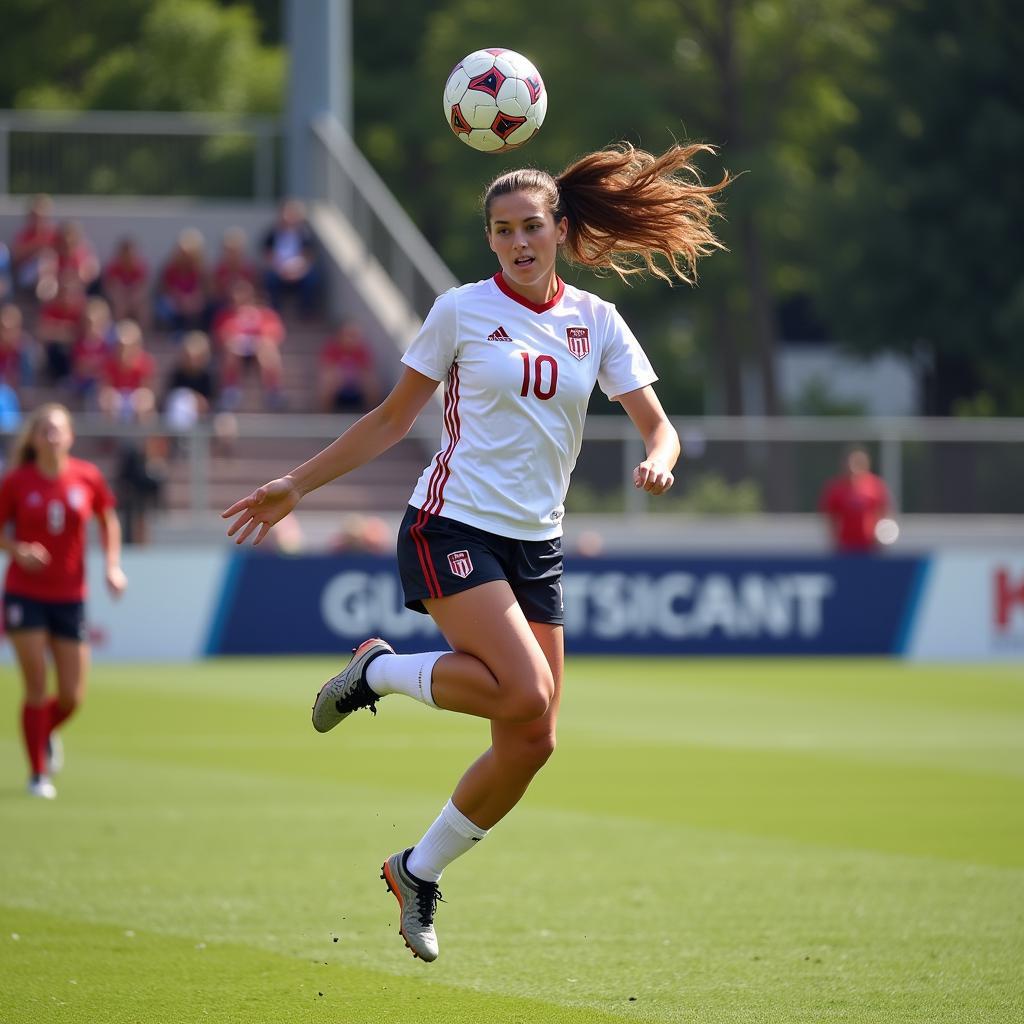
[
  {"x1": 54, "y1": 221, "x2": 100, "y2": 294},
  {"x1": 262, "y1": 198, "x2": 319, "y2": 314},
  {"x1": 819, "y1": 446, "x2": 891, "y2": 553},
  {"x1": 328, "y1": 513, "x2": 392, "y2": 555},
  {"x1": 156, "y1": 228, "x2": 209, "y2": 334},
  {"x1": 11, "y1": 194, "x2": 59, "y2": 300},
  {"x1": 163, "y1": 330, "x2": 218, "y2": 434},
  {"x1": 37, "y1": 275, "x2": 86, "y2": 385},
  {"x1": 103, "y1": 237, "x2": 150, "y2": 326},
  {"x1": 115, "y1": 435, "x2": 166, "y2": 546},
  {"x1": 0, "y1": 303, "x2": 36, "y2": 388},
  {"x1": 317, "y1": 321, "x2": 380, "y2": 413},
  {"x1": 212, "y1": 227, "x2": 258, "y2": 313},
  {"x1": 98, "y1": 319, "x2": 156, "y2": 425},
  {"x1": 70, "y1": 298, "x2": 116, "y2": 408},
  {"x1": 212, "y1": 279, "x2": 286, "y2": 410},
  {"x1": 0, "y1": 240, "x2": 13, "y2": 304}
]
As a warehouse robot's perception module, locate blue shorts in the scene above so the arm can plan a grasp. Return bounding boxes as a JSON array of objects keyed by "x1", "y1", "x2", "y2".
[
  {"x1": 397, "y1": 506, "x2": 564, "y2": 625},
  {"x1": 3, "y1": 593, "x2": 87, "y2": 642}
]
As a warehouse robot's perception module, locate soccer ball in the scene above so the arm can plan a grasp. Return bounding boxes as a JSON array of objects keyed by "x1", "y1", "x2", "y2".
[{"x1": 443, "y1": 49, "x2": 547, "y2": 153}]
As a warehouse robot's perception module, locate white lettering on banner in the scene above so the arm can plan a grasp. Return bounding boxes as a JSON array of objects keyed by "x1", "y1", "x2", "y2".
[
  {"x1": 320, "y1": 573, "x2": 439, "y2": 640},
  {"x1": 562, "y1": 571, "x2": 834, "y2": 640}
]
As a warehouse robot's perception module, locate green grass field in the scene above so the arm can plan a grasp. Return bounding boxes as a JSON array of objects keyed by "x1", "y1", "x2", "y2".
[{"x1": 2, "y1": 657, "x2": 1022, "y2": 1023}]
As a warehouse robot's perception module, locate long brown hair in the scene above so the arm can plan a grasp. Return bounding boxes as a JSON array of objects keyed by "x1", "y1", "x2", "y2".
[
  {"x1": 484, "y1": 142, "x2": 730, "y2": 284},
  {"x1": 8, "y1": 402, "x2": 73, "y2": 468}
]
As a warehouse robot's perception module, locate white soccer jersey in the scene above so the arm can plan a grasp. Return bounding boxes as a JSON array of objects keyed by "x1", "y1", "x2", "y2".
[{"x1": 401, "y1": 272, "x2": 657, "y2": 540}]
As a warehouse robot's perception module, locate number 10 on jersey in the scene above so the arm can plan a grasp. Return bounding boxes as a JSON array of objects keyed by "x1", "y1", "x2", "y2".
[{"x1": 519, "y1": 352, "x2": 558, "y2": 400}]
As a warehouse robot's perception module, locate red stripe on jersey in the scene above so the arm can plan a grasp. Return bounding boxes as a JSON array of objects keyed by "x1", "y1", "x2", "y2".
[
  {"x1": 409, "y1": 506, "x2": 442, "y2": 599},
  {"x1": 425, "y1": 364, "x2": 461, "y2": 514}
]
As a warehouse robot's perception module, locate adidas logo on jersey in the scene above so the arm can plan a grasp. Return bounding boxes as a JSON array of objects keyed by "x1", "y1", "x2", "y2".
[{"x1": 487, "y1": 325, "x2": 512, "y2": 342}]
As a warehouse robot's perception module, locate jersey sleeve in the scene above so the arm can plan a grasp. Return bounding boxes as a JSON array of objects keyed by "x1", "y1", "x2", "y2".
[
  {"x1": 597, "y1": 305, "x2": 658, "y2": 399},
  {"x1": 401, "y1": 290, "x2": 458, "y2": 382}
]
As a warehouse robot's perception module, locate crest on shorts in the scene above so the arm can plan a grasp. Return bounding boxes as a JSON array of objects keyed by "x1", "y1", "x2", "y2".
[
  {"x1": 447, "y1": 549, "x2": 474, "y2": 579},
  {"x1": 565, "y1": 326, "x2": 590, "y2": 360}
]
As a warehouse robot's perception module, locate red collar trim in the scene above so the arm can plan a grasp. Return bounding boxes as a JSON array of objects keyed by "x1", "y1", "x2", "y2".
[{"x1": 492, "y1": 272, "x2": 565, "y2": 313}]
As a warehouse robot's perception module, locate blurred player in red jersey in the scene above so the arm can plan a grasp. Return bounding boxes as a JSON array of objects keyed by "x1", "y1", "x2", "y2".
[
  {"x1": 0, "y1": 404, "x2": 127, "y2": 799},
  {"x1": 819, "y1": 446, "x2": 891, "y2": 553}
]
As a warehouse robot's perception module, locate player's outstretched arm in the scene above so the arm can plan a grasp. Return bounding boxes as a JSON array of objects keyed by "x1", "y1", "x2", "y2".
[
  {"x1": 223, "y1": 367, "x2": 441, "y2": 546},
  {"x1": 617, "y1": 385, "x2": 680, "y2": 496}
]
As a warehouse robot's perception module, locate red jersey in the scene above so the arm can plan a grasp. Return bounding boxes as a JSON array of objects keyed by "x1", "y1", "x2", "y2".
[
  {"x1": 161, "y1": 263, "x2": 203, "y2": 296},
  {"x1": 104, "y1": 350, "x2": 155, "y2": 391},
  {"x1": 320, "y1": 342, "x2": 373, "y2": 377},
  {"x1": 819, "y1": 473, "x2": 890, "y2": 551},
  {"x1": 213, "y1": 305, "x2": 284, "y2": 352},
  {"x1": 105, "y1": 256, "x2": 148, "y2": 288},
  {"x1": 38, "y1": 295, "x2": 85, "y2": 337},
  {"x1": 0, "y1": 458, "x2": 115, "y2": 601},
  {"x1": 14, "y1": 222, "x2": 57, "y2": 257},
  {"x1": 72, "y1": 334, "x2": 111, "y2": 383}
]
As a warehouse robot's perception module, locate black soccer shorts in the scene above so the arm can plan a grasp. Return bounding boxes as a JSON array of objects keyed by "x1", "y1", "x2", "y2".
[
  {"x1": 3, "y1": 593, "x2": 88, "y2": 642},
  {"x1": 397, "y1": 505, "x2": 564, "y2": 625}
]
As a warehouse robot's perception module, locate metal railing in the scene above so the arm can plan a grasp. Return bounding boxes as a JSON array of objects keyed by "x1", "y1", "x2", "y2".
[
  {"x1": 0, "y1": 109, "x2": 281, "y2": 200},
  {"x1": 310, "y1": 113, "x2": 459, "y2": 322}
]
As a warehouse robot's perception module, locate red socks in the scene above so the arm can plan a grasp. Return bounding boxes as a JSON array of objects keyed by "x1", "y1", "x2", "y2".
[
  {"x1": 21, "y1": 699, "x2": 75, "y2": 776},
  {"x1": 21, "y1": 704, "x2": 48, "y2": 776}
]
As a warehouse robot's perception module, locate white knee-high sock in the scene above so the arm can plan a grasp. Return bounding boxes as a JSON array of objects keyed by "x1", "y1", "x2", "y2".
[
  {"x1": 365, "y1": 651, "x2": 445, "y2": 708},
  {"x1": 406, "y1": 799, "x2": 489, "y2": 883}
]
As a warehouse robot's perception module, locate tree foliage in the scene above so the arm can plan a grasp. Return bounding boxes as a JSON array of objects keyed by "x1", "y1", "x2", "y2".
[
  {"x1": 809, "y1": 0, "x2": 1024, "y2": 414},
  {"x1": 0, "y1": 0, "x2": 283, "y2": 114}
]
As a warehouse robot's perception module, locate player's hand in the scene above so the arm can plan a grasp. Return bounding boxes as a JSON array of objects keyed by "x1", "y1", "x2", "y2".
[
  {"x1": 222, "y1": 476, "x2": 302, "y2": 546},
  {"x1": 13, "y1": 541, "x2": 51, "y2": 572},
  {"x1": 106, "y1": 565, "x2": 128, "y2": 598},
  {"x1": 633, "y1": 459, "x2": 674, "y2": 496}
]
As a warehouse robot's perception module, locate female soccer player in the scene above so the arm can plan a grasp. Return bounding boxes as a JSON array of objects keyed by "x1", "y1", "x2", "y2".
[
  {"x1": 0, "y1": 403, "x2": 127, "y2": 799},
  {"x1": 224, "y1": 142, "x2": 728, "y2": 960}
]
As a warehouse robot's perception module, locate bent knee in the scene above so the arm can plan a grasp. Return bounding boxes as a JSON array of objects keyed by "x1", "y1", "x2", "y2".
[{"x1": 497, "y1": 665, "x2": 555, "y2": 722}]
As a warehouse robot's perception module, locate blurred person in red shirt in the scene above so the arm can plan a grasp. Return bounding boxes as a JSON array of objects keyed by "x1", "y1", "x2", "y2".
[
  {"x1": 11, "y1": 194, "x2": 59, "y2": 299},
  {"x1": 156, "y1": 228, "x2": 209, "y2": 334},
  {"x1": 0, "y1": 403, "x2": 126, "y2": 799},
  {"x1": 54, "y1": 221, "x2": 100, "y2": 294},
  {"x1": 0, "y1": 303, "x2": 36, "y2": 388},
  {"x1": 37, "y1": 275, "x2": 87, "y2": 384},
  {"x1": 70, "y1": 297, "x2": 116, "y2": 407},
  {"x1": 317, "y1": 321, "x2": 380, "y2": 413},
  {"x1": 819, "y1": 447, "x2": 891, "y2": 553},
  {"x1": 98, "y1": 319, "x2": 156, "y2": 424},
  {"x1": 212, "y1": 279, "x2": 286, "y2": 410},
  {"x1": 211, "y1": 227, "x2": 258, "y2": 312},
  {"x1": 102, "y1": 237, "x2": 150, "y2": 327}
]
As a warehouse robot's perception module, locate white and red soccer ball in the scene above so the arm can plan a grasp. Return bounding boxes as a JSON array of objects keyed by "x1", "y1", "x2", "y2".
[{"x1": 443, "y1": 49, "x2": 547, "y2": 153}]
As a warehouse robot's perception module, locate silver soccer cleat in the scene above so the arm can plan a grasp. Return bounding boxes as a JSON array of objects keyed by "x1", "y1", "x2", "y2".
[
  {"x1": 381, "y1": 849, "x2": 444, "y2": 962},
  {"x1": 311, "y1": 637, "x2": 394, "y2": 733}
]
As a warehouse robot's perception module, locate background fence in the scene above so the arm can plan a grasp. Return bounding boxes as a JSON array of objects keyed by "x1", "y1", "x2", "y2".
[{"x1": 0, "y1": 109, "x2": 281, "y2": 199}]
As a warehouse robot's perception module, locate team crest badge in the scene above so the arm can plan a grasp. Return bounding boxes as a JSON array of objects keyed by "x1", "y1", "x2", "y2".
[
  {"x1": 447, "y1": 549, "x2": 474, "y2": 579},
  {"x1": 565, "y1": 326, "x2": 591, "y2": 360}
]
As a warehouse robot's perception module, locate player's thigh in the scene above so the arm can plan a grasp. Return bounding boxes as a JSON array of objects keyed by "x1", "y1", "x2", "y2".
[
  {"x1": 490, "y1": 622, "x2": 564, "y2": 755},
  {"x1": 49, "y1": 636, "x2": 89, "y2": 706},
  {"x1": 423, "y1": 580, "x2": 553, "y2": 696},
  {"x1": 8, "y1": 629, "x2": 50, "y2": 703}
]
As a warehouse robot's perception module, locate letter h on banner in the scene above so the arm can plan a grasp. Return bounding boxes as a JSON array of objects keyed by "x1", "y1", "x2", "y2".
[{"x1": 995, "y1": 568, "x2": 1024, "y2": 631}]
